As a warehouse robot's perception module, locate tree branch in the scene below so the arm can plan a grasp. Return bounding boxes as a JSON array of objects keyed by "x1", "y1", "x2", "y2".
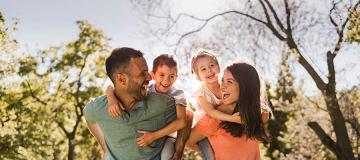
[
  {"x1": 56, "y1": 120, "x2": 70, "y2": 137},
  {"x1": 263, "y1": 0, "x2": 286, "y2": 32},
  {"x1": 308, "y1": 121, "x2": 341, "y2": 156},
  {"x1": 25, "y1": 80, "x2": 47, "y2": 106},
  {"x1": 346, "y1": 116, "x2": 360, "y2": 137}
]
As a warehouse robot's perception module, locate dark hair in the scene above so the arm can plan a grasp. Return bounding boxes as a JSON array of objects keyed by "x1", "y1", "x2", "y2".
[
  {"x1": 191, "y1": 49, "x2": 219, "y2": 75},
  {"x1": 105, "y1": 47, "x2": 143, "y2": 82},
  {"x1": 220, "y1": 62, "x2": 266, "y2": 140},
  {"x1": 152, "y1": 54, "x2": 177, "y2": 72}
]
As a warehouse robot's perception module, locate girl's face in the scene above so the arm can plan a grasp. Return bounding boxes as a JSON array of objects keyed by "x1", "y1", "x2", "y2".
[
  {"x1": 220, "y1": 69, "x2": 240, "y2": 105},
  {"x1": 195, "y1": 57, "x2": 220, "y2": 84}
]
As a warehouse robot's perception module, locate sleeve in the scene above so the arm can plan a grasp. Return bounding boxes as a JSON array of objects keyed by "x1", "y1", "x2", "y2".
[
  {"x1": 172, "y1": 89, "x2": 187, "y2": 107},
  {"x1": 83, "y1": 100, "x2": 98, "y2": 124},
  {"x1": 164, "y1": 96, "x2": 177, "y2": 125},
  {"x1": 194, "y1": 115, "x2": 220, "y2": 137}
]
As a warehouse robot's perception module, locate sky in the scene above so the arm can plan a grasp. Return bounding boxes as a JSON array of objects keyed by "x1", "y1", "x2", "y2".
[{"x1": 1, "y1": 0, "x2": 359, "y2": 94}]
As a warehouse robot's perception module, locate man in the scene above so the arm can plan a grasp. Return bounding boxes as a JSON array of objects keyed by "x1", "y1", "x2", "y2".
[{"x1": 84, "y1": 47, "x2": 184, "y2": 160}]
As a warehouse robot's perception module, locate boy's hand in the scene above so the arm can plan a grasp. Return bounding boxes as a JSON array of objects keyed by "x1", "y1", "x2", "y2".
[
  {"x1": 107, "y1": 102, "x2": 122, "y2": 118},
  {"x1": 136, "y1": 130, "x2": 157, "y2": 147}
]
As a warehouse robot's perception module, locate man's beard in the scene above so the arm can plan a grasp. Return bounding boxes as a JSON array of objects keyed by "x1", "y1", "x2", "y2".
[{"x1": 128, "y1": 79, "x2": 148, "y2": 101}]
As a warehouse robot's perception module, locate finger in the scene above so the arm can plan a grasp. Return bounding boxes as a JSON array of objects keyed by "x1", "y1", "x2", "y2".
[
  {"x1": 233, "y1": 112, "x2": 240, "y2": 116},
  {"x1": 137, "y1": 130, "x2": 146, "y2": 134}
]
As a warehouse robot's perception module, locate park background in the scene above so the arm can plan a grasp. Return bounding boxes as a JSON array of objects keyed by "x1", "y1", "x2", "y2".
[{"x1": 1, "y1": 0, "x2": 359, "y2": 159}]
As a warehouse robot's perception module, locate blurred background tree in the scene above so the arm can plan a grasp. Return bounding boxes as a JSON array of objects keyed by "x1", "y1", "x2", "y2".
[{"x1": 0, "y1": 12, "x2": 109, "y2": 159}]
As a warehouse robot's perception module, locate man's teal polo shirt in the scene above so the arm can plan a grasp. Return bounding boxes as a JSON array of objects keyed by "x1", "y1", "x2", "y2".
[{"x1": 84, "y1": 92, "x2": 176, "y2": 160}]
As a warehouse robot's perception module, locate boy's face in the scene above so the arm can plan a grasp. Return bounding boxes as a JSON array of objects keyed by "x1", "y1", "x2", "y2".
[
  {"x1": 150, "y1": 65, "x2": 178, "y2": 94},
  {"x1": 195, "y1": 57, "x2": 220, "y2": 84}
]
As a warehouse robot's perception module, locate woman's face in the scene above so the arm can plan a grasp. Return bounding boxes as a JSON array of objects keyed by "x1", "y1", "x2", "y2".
[{"x1": 220, "y1": 69, "x2": 240, "y2": 105}]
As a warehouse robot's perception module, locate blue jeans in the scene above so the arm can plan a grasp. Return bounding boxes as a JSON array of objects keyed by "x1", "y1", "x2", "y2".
[
  {"x1": 161, "y1": 137, "x2": 176, "y2": 160},
  {"x1": 198, "y1": 138, "x2": 215, "y2": 160}
]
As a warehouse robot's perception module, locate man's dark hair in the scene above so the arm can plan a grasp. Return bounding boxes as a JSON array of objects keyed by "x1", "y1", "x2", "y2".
[
  {"x1": 152, "y1": 54, "x2": 177, "y2": 72},
  {"x1": 105, "y1": 47, "x2": 143, "y2": 83}
]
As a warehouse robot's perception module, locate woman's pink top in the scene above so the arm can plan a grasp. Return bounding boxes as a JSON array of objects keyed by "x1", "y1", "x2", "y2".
[{"x1": 195, "y1": 115, "x2": 260, "y2": 160}]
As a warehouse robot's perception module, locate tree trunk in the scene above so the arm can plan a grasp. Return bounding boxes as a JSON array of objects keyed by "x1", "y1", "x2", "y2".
[
  {"x1": 324, "y1": 89, "x2": 355, "y2": 160},
  {"x1": 68, "y1": 138, "x2": 75, "y2": 160}
]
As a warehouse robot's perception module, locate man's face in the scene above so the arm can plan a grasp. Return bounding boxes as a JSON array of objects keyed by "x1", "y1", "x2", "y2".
[
  {"x1": 150, "y1": 65, "x2": 178, "y2": 94},
  {"x1": 126, "y1": 57, "x2": 151, "y2": 101}
]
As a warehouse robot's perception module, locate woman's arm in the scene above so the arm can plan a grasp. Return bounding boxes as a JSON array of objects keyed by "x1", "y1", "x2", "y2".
[
  {"x1": 136, "y1": 104, "x2": 187, "y2": 147},
  {"x1": 198, "y1": 96, "x2": 241, "y2": 123}
]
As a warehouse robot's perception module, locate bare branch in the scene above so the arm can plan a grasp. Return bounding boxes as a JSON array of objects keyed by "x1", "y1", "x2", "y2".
[
  {"x1": 305, "y1": 96, "x2": 327, "y2": 112},
  {"x1": 284, "y1": 0, "x2": 292, "y2": 34},
  {"x1": 308, "y1": 121, "x2": 341, "y2": 156},
  {"x1": 263, "y1": 0, "x2": 286, "y2": 31},
  {"x1": 173, "y1": 10, "x2": 268, "y2": 52}
]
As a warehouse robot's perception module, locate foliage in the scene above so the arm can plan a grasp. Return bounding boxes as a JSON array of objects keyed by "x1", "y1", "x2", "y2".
[
  {"x1": 0, "y1": 13, "x2": 110, "y2": 159},
  {"x1": 348, "y1": 9, "x2": 360, "y2": 43}
]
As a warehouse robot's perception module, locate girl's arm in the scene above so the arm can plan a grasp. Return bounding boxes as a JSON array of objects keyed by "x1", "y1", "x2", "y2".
[
  {"x1": 136, "y1": 104, "x2": 187, "y2": 147},
  {"x1": 198, "y1": 96, "x2": 241, "y2": 123},
  {"x1": 106, "y1": 85, "x2": 122, "y2": 117}
]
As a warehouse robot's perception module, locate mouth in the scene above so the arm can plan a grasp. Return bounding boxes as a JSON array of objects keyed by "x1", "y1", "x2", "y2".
[
  {"x1": 160, "y1": 83, "x2": 170, "y2": 88},
  {"x1": 207, "y1": 73, "x2": 218, "y2": 79},
  {"x1": 222, "y1": 92, "x2": 230, "y2": 100}
]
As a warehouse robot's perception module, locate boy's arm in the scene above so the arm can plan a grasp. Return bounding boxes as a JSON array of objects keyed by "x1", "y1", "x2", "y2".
[
  {"x1": 85, "y1": 121, "x2": 107, "y2": 156},
  {"x1": 136, "y1": 104, "x2": 187, "y2": 147},
  {"x1": 172, "y1": 108, "x2": 193, "y2": 160},
  {"x1": 198, "y1": 96, "x2": 241, "y2": 123},
  {"x1": 106, "y1": 85, "x2": 122, "y2": 117}
]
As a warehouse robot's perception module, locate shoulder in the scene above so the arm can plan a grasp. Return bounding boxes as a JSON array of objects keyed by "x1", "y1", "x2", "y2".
[
  {"x1": 84, "y1": 95, "x2": 107, "y2": 112},
  {"x1": 147, "y1": 92, "x2": 174, "y2": 104},
  {"x1": 192, "y1": 86, "x2": 205, "y2": 97}
]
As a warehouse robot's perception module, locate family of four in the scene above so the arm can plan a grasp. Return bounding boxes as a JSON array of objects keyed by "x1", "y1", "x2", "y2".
[{"x1": 84, "y1": 47, "x2": 270, "y2": 160}]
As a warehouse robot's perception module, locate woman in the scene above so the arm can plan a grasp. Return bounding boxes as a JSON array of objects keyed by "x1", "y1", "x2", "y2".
[{"x1": 187, "y1": 62, "x2": 267, "y2": 160}]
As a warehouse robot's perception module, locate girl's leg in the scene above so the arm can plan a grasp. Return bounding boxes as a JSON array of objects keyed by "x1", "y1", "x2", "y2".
[{"x1": 198, "y1": 138, "x2": 215, "y2": 160}]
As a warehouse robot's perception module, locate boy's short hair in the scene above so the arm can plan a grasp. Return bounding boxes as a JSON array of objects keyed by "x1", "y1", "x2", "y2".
[
  {"x1": 105, "y1": 47, "x2": 144, "y2": 83},
  {"x1": 152, "y1": 54, "x2": 178, "y2": 72},
  {"x1": 191, "y1": 48, "x2": 220, "y2": 75}
]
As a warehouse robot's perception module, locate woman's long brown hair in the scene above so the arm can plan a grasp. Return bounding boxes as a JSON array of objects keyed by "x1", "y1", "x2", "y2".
[{"x1": 220, "y1": 62, "x2": 266, "y2": 140}]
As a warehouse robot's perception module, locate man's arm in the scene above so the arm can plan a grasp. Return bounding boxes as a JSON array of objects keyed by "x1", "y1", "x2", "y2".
[{"x1": 86, "y1": 121, "x2": 107, "y2": 154}]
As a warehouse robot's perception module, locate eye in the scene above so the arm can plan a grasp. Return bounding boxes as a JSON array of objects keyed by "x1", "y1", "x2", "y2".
[
  {"x1": 170, "y1": 75, "x2": 175, "y2": 79},
  {"x1": 200, "y1": 67, "x2": 206, "y2": 71},
  {"x1": 210, "y1": 64, "x2": 216, "y2": 67},
  {"x1": 159, "y1": 74, "x2": 164, "y2": 77}
]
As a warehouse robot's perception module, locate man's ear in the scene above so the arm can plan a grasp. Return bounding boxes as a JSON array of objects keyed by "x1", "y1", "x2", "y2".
[
  {"x1": 115, "y1": 73, "x2": 127, "y2": 86},
  {"x1": 150, "y1": 71, "x2": 155, "y2": 80}
]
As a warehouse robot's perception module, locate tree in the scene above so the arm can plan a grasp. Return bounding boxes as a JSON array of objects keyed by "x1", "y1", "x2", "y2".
[
  {"x1": 130, "y1": 0, "x2": 360, "y2": 159},
  {"x1": 0, "y1": 16, "x2": 110, "y2": 159}
]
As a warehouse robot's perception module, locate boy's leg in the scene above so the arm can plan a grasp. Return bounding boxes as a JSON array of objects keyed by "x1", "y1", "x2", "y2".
[
  {"x1": 198, "y1": 138, "x2": 215, "y2": 160},
  {"x1": 161, "y1": 137, "x2": 176, "y2": 160}
]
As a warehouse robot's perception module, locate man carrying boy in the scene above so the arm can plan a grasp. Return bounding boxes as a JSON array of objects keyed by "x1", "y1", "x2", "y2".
[
  {"x1": 84, "y1": 48, "x2": 183, "y2": 160},
  {"x1": 107, "y1": 54, "x2": 193, "y2": 160}
]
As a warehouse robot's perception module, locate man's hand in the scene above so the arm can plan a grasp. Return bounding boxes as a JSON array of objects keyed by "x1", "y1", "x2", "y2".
[{"x1": 136, "y1": 130, "x2": 157, "y2": 147}]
